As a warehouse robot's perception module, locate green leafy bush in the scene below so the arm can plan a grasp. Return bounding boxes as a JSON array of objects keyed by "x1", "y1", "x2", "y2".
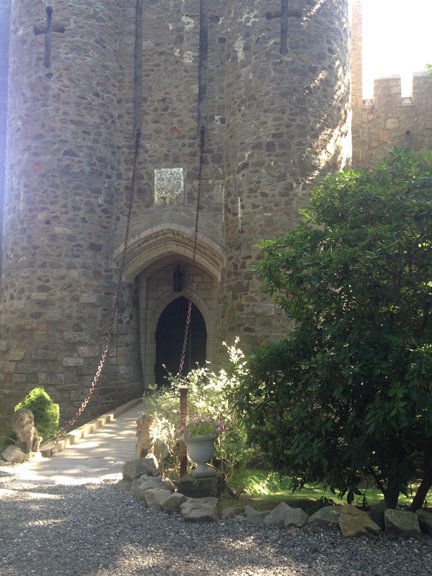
[
  {"x1": 236, "y1": 149, "x2": 432, "y2": 510},
  {"x1": 15, "y1": 387, "x2": 60, "y2": 442}
]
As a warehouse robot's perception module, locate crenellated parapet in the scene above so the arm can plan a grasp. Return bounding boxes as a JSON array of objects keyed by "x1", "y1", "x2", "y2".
[
  {"x1": 350, "y1": 0, "x2": 432, "y2": 167},
  {"x1": 352, "y1": 72, "x2": 432, "y2": 167}
]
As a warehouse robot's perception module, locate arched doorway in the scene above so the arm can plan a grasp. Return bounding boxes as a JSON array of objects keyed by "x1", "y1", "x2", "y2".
[{"x1": 155, "y1": 297, "x2": 207, "y2": 385}]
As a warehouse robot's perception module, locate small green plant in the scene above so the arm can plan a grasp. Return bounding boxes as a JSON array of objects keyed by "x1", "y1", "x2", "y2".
[{"x1": 15, "y1": 387, "x2": 60, "y2": 442}]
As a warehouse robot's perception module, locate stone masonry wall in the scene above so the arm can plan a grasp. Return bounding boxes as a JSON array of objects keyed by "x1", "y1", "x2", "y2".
[
  {"x1": 0, "y1": 0, "x2": 352, "y2": 432},
  {"x1": 0, "y1": 0, "x2": 142, "y2": 432},
  {"x1": 112, "y1": 0, "x2": 351, "y2": 371},
  {"x1": 112, "y1": 0, "x2": 226, "y2": 254},
  {"x1": 352, "y1": 73, "x2": 432, "y2": 168},
  {"x1": 351, "y1": 0, "x2": 432, "y2": 167},
  {"x1": 111, "y1": 0, "x2": 228, "y2": 380},
  {"x1": 0, "y1": 0, "x2": 10, "y2": 282},
  {"x1": 218, "y1": 0, "x2": 351, "y2": 350}
]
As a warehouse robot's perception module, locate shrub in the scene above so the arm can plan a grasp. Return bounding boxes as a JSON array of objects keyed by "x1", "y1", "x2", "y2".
[
  {"x1": 144, "y1": 340, "x2": 253, "y2": 477},
  {"x1": 236, "y1": 149, "x2": 432, "y2": 510},
  {"x1": 15, "y1": 387, "x2": 60, "y2": 442}
]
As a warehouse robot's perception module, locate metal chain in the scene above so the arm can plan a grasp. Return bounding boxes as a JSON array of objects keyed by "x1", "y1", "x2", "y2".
[
  {"x1": 177, "y1": 125, "x2": 205, "y2": 377},
  {"x1": 65, "y1": 130, "x2": 141, "y2": 431}
]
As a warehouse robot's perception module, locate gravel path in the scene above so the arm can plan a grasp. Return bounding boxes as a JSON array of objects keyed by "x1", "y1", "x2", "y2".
[{"x1": 1, "y1": 469, "x2": 431, "y2": 576}]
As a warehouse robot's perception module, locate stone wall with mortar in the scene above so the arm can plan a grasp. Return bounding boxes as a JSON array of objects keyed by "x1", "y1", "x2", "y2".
[
  {"x1": 111, "y1": 0, "x2": 227, "y2": 397},
  {"x1": 219, "y1": 0, "x2": 351, "y2": 351},
  {"x1": 0, "y1": 0, "x2": 351, "y2": 433},
  {"x1": 115, "y1": 0, "x2": 351, "y2": 365},
  {"x1": 0, "y1": 0, "x2": 142, "y2": 431},
  {"x1": 352, "y1": 74, "x2": 432, "y2": 168},
  {"x1": 0, "y1": 0, "x2": 10, "y2": 283},
  {"x1": 112, "y1": 0, "x2": 226, "y2": 253}
]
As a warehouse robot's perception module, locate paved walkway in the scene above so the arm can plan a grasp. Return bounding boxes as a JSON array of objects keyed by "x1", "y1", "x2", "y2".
[{"x1": 0, "y1": 400, "x2": 145, "y2": 485}]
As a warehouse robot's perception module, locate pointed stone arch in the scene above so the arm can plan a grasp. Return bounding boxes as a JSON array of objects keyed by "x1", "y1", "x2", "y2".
[
  {"x1": 143, "y1": 284, "x2": 214, "y2": 386},
  {"x1": 115, "y1": 225, "x2": 224, "y2": 387},
  {"x1": 154, "y1": 296, "x2": 207, "y2": 385},
  {"x1": 114, "y1": 224, "x2": 225, "y2": 282}
]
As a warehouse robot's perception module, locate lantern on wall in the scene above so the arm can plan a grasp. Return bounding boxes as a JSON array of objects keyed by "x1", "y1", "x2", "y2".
[{"x1": 173, "y1": 265, "x2": 183, "y2": 292}]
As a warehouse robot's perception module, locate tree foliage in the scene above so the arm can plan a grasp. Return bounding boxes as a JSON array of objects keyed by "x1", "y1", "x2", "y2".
[{"x1": 236, "y1": 149, "x2": 432, "y2": 509}]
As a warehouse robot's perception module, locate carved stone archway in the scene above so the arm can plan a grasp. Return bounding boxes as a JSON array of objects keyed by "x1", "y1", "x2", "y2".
[
  {"x1": 118, "y1": 225, "x2": 224, "y2": 387},
  {"x1": 114, "y1": 224, "x2": 225, "y2": 282}
]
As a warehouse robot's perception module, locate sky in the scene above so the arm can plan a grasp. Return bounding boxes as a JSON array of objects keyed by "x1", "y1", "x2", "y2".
[{"x1": 362, "y1": 0, "x2": 432, "y2": 97}]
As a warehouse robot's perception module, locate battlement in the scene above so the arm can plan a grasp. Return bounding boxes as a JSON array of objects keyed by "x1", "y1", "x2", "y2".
[
  {"x1": 351, "y1": 0, "x2": 432, "y2": 167},
  {"x1": 352, "y1": 71, "x2": 432, "y2": 167},
  {"x1": 362, "y1": 72, "x2": 432, "y2": 108}
]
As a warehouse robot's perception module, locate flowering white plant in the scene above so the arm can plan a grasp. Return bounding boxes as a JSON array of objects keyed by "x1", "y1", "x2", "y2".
[{"x1": 144, "y1": 338, "x2": 251, "y2": 476}]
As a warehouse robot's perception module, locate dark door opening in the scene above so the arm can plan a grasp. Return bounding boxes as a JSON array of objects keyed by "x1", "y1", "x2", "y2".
[{"x1": 155, "y1": 297, "x2": 207, "y2": 386}]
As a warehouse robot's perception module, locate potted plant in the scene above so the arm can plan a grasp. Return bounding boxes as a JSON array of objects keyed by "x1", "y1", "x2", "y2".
[{"x1": 177, "y1": 416, "x2": 226, "y2": 477}]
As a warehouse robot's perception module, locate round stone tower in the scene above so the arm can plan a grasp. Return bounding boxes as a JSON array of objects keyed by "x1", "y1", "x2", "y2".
[
  {"x1": 219, "y1": 0, "x2": 351, "y2": 348},
  {"x1": 0, "y1": 0, "x2": 351, "y2": 433},
  {"x1": 1, "y1": 0, "x2": 142, "y2": 429}
]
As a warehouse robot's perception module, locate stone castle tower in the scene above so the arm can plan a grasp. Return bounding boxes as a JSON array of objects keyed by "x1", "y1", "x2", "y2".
[{"x1": 0, "y1": 0, "x2": 352, "y2": 431}]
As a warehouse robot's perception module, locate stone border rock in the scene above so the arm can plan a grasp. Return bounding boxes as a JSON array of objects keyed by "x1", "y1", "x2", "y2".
[{"x1": 122, "y1": 458, "x2": 432, "y2": 538}]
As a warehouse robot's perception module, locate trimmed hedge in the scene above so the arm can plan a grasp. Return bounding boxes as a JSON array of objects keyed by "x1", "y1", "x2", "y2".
[{"x1": 15, "y1": 387, "x2": 60, "y2": 441}]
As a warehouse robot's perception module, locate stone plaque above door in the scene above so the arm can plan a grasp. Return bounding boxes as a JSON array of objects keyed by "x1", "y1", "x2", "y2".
[{"x1": 154, "y1": 168, "x2": 184, "y2": 205}]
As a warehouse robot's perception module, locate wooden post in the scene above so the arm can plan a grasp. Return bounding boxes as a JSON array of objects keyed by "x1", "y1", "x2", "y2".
[{"x1": 179, "y1": 386, "x2": 189, "y2": 477}]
